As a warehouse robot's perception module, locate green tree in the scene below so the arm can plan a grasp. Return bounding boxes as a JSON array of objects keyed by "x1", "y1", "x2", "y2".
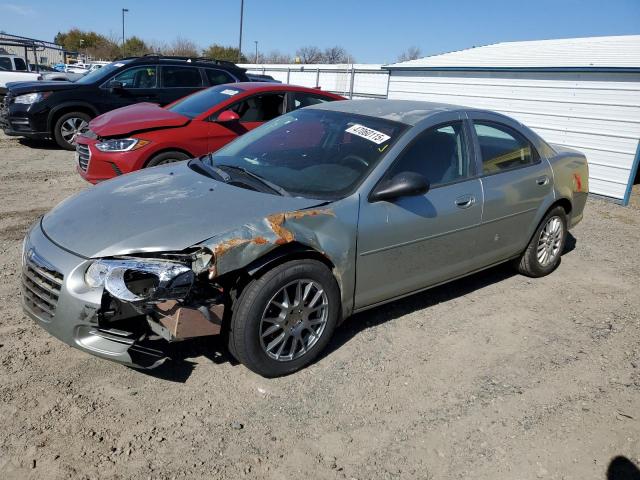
[
  {"x1": 202, "y1": 44, "x2": 247, "y2": 63},
  {"x1": 122, "y1": 36, "x2": 148, "y2": 57}
]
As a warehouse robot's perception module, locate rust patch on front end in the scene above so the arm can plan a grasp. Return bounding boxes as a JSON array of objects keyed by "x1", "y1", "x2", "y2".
[{"x1": 206, "y1": 207, "x2": 336, "y2": 279}]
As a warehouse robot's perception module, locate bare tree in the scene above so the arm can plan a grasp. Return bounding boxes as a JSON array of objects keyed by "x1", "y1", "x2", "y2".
[
  {"x1": 397, "y1": 46, "x2": 422, "y2": 62},
  {"x1": 165, "y1": 37, "x2": 199, "y2": 57},
  {"x1": 146, "y1": 39, "x2": 169, "y2": 55},
  {"x1": 295, "y1": 46, "x2": 323, "y2": 64},
  {"x1": 263, "y1": 50, "x2": 292, "y2": 64},
  {"x1": 322, "y1": 46, "x2": 350, "y2": 64}
]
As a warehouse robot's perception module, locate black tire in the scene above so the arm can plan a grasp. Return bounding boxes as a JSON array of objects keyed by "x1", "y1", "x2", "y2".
[
  {"x1": 229, "y1": 259, "x2": 340, "y2": 377},
  {"x1": 516, "y1": 206, "x2": 568, "y2": 278},
  {"x1": 53, "y1": 111, "x2": 92, "y2": 150},
  {"x1": 146, "y1": 151, "x2": 190, "y2": 168}
]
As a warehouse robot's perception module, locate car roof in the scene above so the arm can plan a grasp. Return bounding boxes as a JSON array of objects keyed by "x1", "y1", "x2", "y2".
[{"x1": 306, "y1": 99, "x2": 469, "y2": 125}]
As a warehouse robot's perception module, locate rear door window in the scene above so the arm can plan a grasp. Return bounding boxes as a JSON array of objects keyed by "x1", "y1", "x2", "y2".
[
  {"x1": 204, "y1": 69, "x2": 235, "y2": 86},
  {"x1": 473, "y1": 121, "x2": 538, "y2": 175},
  {"x1": 291, "y1": 92, "x2": 332, "y2": 110},
  {"x1": 0, "y1": 57, "x2": 11, "y2": 70},
  {"x1": 228, "y1": 93, "x2": 286, "y2": 122},
  {"x1": 162, "y1": 66, "x2": 203, "y2": 88}
]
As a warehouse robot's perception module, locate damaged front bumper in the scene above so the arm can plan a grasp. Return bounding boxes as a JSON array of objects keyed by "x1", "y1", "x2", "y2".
[{"x1": 21, "y1": 222, "x2": 224, "y2": 369}]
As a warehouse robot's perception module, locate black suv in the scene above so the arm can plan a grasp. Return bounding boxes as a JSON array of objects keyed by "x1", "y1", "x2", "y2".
[{"x1": 0, "y1": 55, "x2": 249, "y2": 149}]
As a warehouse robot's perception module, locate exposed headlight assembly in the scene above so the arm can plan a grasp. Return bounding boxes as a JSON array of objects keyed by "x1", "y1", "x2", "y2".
[
  {"x1": 85, "y1": 259, "x2": 194, "y2": 302},
  {"x1": 95, "y1": 138, "x2": 149, "y2": 152},
  {"x1": 14, "y1": 91, "x2": 51, "y2": 104}
]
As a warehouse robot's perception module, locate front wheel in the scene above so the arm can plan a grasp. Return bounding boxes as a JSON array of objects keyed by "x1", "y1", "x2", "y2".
[
  {"x1": 146, "y1": 151, "x2": 190, "y2": 167},
  {"x1": 229, "y1": 260, "x2": 340, "y2": 377},
  {"x1": 516, "y1": 206, "x2": 567, "y2": 277},
  {"x1": 53, "y1": 112, "x2": 91, "y2": 150}
]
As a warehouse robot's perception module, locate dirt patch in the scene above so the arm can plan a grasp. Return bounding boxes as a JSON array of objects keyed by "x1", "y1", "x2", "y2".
[{"x1": 0, "y1": 131, "x2": 639, "y2": 479}]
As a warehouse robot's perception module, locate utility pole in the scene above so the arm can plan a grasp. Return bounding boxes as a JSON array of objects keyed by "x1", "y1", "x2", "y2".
[
  {"x1": 122, "y1": 8, "x2": 129, "y2": 57},
  {"x1": 254, "y1": 40, "x2": 258, "y2": 64},
  {"x1": 238, "y1": 0, "x2": 244, "y2": 63}
]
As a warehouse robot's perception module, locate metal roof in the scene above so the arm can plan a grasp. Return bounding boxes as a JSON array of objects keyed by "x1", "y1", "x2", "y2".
[
  {"x1": 386, "y1": 35, "x2": 640, "y2": 71},
  {"x1": 309, "y1": 99, "x2": 465, "y2": 125}
]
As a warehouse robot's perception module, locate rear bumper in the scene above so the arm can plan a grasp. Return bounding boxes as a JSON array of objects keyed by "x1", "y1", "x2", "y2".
[{"x1": 21, "y1": 222, "x2": 169, "y2": 369}]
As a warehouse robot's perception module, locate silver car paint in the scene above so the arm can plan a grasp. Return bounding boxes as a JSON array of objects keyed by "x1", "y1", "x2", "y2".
[{"x1": 22, "y1": 100, "x2": 589, "y2": 368}]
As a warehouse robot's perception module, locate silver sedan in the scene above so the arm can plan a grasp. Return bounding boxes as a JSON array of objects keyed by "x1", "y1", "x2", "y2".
[{"x1": 21, "y1": 100, "x2": 588, "y2": 377}]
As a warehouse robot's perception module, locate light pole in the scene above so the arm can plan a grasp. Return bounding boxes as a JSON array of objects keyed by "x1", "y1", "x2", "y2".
[
  {"x1": 254, "y1": 40, "x2": 258, "y2": 64},
  {"x1": 237, "y1": 0, "x2": 244, "y2": 63},
  {"x1": 122, "y1": 8, "x2": 129, "y2": 57}
]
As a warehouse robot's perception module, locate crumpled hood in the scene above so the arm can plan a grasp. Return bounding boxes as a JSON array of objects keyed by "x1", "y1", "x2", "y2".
[
  {"x1": 89, "y1": 103, "x2": 190, "y2": 137},
  {"x1": 41, "y1": 163, "x2": 321, "y2": 258}
]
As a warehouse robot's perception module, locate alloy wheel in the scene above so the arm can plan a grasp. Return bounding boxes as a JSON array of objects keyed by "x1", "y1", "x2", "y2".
[
  {"x1": 259, "y1": 279, "x2": 329, "y2": 362},
  {"x1": 536, "y1": 216, "x2": 563, "y2": 266},
  {"x1": 60, "y1": 117, "x2": 89, "y2": 145}
]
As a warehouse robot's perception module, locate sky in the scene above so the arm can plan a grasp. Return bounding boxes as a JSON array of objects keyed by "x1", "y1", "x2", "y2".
[{"x1": 1, "y1": 0, "x2": 639, "y2": 63}]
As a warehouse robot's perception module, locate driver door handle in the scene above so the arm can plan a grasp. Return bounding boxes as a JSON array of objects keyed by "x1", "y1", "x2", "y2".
[{"x1": 455, "y1": 194, "x2": 476, "y2": 209}]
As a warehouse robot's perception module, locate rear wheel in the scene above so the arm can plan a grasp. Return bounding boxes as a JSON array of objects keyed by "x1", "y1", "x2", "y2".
[
  {"x1": 146, "y1": 151, "x2": 190, "y2": 167},
  {"x1": 228, "y1": 259, "x2": 340, "y2": 377},
  {"x1": 516, "y1": 206, "x2": 567, "y2": 277},
  {"x1": 53, "y1": 112, "x2": 91, "y2": 150}
]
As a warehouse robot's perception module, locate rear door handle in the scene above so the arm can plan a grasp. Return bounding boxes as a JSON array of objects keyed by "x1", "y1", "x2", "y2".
[
  {"x1": 455, "y1": 194, "x2": 476, "y2": 209},
  {"x1": 536, "y1": 175, "x2": 550, "y2": 186}
]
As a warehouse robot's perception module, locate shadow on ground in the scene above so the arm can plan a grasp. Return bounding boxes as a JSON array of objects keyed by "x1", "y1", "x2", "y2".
[
  {"x1": 141, "y1": 233, "x2": 577, "y2": 382},
  {"x1": 607, "y1": 456, "x2": 640, "y2": 480}
]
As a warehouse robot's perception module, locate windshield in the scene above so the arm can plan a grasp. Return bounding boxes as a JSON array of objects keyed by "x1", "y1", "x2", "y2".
[
  {"x1": 167, "y1": 84, "x2": 245, "y2": 119},
  {"x1": 201, "y1": 108, "x2": 408, "y2": 199},
  {"x1": 75, "y1": 61, "x2": 128, "y2": 85}
]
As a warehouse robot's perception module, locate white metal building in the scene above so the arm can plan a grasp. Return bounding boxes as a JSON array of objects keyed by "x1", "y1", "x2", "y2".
[
  {"x1": 386, "y1": 35, "x2": 640, "y2": 205},
  {"x1": 240, "y1": 63, "x2": 389, "y2": 99}
]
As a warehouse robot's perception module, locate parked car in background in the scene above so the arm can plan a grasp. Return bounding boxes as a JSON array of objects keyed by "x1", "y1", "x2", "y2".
[
  {"x1": 21, "y1": 100, "x2": 588, "y2": 376},
  {"x1": 40, "y1": 70, "x2": 87, "y2": 82},
  {"x1": 29, "y1": 64, "x2": 58, "y2": 72},
  {"x1": 246, "y1": 73, "x2": 281, "y2": 83},
  {"x1": 1, "y1": 55, "x2": 249, "y2": 149},
  {"x1": 76, "y1": 83, "x2": 344, "y2": 183},
  {"x1": 0, "y1": 53, "x2": 41, "y2": 96}
]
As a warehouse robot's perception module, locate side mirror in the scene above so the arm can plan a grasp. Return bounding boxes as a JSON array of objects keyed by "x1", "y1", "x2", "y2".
[
  {"x1": 109, "y1": 80, "x2": 125, "y2": 92},
  {"x1": 217, "y1": 110, "x2": 240, "y2": 123},
  {"x1": 369, "y1": 171, "x2": 430, "y2": 202}
]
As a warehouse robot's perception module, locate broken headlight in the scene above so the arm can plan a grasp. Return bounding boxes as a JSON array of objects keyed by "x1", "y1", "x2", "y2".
[{"x1": 85, "y1": 259, "x2": 194, "y2": 302}]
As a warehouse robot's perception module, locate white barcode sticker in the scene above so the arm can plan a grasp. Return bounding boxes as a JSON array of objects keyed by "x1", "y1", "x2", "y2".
[
  {"x1": 345, "y1": 124, "x2": 391, "y2": 144},
  {"x1": 220, "y1": 89, "x2": 239, "y2": 96}
]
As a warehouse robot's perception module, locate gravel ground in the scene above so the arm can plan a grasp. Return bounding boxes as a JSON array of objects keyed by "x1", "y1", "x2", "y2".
[{"x1": 0, "y1": 131, "x2": 639, "y2": 480}]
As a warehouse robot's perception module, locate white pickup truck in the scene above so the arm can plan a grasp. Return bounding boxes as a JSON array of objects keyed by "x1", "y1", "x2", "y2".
[{"x1": 0, "y1": 54, "x2": 41, "y2": 96}]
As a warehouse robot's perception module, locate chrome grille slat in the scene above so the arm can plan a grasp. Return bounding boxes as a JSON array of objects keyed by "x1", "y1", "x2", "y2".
[
  {"x1": 27, "y1": 262, "x2": 63, "y2": 287},
  {"x1": 23, "y1": 281, "x2": 57, "y2": 310},
  {"x1": 23, "y1": 293, "x2": 56, "y2": 317},
  {"x1": 23, "y1": 267, "x2": 61, "y2": 297},
  {"x1": 22, "y1": 250, "x2": 63, "y2": 321},
  {"x1": 76, "y1": 143, "x2": 91, "y2": 172}
]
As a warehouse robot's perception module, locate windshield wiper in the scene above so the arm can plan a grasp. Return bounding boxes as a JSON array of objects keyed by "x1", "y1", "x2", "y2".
[
  {"x1": 217, "y1": 164, "x2": 290, "y2": 197},
  {"x1": 188, "y1": 157, "x2": 230, "y2": 182}
]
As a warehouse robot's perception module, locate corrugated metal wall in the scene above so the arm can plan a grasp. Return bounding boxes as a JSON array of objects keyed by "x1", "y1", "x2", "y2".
[
  {"x1": 239, "y1": 64, "x2": 389, "y2": 99},
  {"x1": 387, "y1": 70, "x2": 640, "y2": 203}
]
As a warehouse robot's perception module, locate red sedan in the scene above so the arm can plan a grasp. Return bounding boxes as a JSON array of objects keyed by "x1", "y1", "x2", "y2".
[{"x1": 75, "y1": 83, "x2": 344, "y2": 183}]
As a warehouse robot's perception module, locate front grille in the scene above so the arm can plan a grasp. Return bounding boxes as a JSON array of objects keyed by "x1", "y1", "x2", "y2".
[
  {"x1": 0, "y1": 94, "x2": 10, "y2": 130},
  {"x1": 22, "y1": 249, "x2": 64, "y2": 321},
  {"x1": 76, "y1": 143, "x2": 91, "y2": 172}
]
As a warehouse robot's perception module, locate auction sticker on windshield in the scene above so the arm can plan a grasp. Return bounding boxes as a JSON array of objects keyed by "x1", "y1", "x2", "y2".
[
  {"x1": 221, "y1": 89, "x2": 240, "y2": 96},
  {"x1": 345, "y1": 124, "x2": 391, "y2": 144}
]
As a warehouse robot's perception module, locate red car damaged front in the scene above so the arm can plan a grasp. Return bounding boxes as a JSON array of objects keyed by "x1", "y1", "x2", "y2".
[{"x1": 75, "y1": 83, "x2": 345, "y2": 183}]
